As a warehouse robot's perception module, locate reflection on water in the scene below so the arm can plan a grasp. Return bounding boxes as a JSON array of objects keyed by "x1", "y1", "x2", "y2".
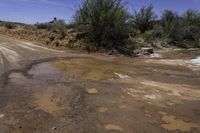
[{"x1": 50, "y1": 58, "x2": 135, "y2": 81}]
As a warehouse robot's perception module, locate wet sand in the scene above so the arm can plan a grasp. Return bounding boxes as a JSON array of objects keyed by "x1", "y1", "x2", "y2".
[
  {"x1": 0, "y1": 35, "x2": 200, "y2": 133},
  {"x1": 0, "y1": 56, "x2": 200, "y2": 133}
]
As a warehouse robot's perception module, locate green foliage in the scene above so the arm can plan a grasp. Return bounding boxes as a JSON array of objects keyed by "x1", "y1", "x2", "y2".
[
  {"x1": 143, "y1": 30, "x2": 155, "y2": 41},
  {"x1": 132, "y1": 5, "x2": 156, "y2": 33},
  {"x1": 74, "y1": 0, "x2": 131, "y2": 51},
  {"x1": 182, "y1": 9, "x2": 200, "y2": 26},
  {"x1": 159, "y1": 9, "x2": 200, "y2": 48},
  {"x1": 161, "y1": 10, "x2": 179, "y2": 36}
]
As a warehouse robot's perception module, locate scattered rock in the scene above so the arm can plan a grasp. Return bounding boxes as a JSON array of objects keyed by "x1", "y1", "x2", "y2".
[
  {"x1": 86, "y1": 88, "x2": 98, "y2": 94},
  {"x1": 0, "y1": 114, "x2": 4, "y2": 118},
  {"x1": 51, "y1": 126, "x2": 57, "y2": 130},
  {"x1": 120, "y1": 95, "x2": 125, "y2": 99},
  {"x1": 118, "y1": 105, "x2": 127, "y2": 109},
  {"x1": 160, "y1": 113, "x2": 199, "y2": 132},
  {"x1": 104, "y1": 124, "x2": 124, "y2": 132},
  {"x1": 98, "y1": 107, "x2": 108, "y2": 113},
  {"x1": 115, "y1": 73, "x2": 130, "y2": 79},
  {"x1": 133, "y1": 47, "x2": 155, "y2": 57}
]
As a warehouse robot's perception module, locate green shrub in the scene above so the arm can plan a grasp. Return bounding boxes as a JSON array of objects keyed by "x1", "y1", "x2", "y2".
[
  {"x1": 161, "y1": 10, "x2": 179, "y2": 36},
  {"x1": 183, "y1": 9, "x2": 200, "y2": 26},
  {"x1": 143, "y1": 30, "x2": 155, "y2": 41},
  {"x1": 74, "y1": 0, "x2": 131, "y2": 52},
  {"x1": 181, "y1": 25, "x2": 199, "y2": 41}
]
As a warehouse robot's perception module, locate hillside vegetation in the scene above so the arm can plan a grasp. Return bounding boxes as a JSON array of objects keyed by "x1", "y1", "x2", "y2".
[{"x1": 0, "y1": 0, "x2": 200, "y2": 56}]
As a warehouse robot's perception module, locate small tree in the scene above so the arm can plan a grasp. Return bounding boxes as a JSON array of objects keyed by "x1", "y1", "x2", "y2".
[
  {"x1": 74, "y1": 0, "x2": 131, "y2": 51},
  {"x1": 183, "y1": 9, "x2": 200, "y2": 26},
  {"x1": 161, "y1": 10, "x2": 179, "y2": 35},
  {"x1": 132, "y1": 5, "x2": 156, "y2": 33},
  {"x1": 52, "y1": 19, "x2": 66, "y2": 39}
]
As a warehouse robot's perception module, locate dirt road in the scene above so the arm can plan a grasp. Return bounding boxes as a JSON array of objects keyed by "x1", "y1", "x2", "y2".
[{"x1": 0, "y1": 36, "x2": 200, "y2": 133}]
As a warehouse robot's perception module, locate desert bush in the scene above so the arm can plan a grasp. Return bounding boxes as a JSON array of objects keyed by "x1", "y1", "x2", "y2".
[
  {"x1": 3, "y1": 22, "x2": 16, "y2": 29},
  {"x1": 132, "y1": 5, "x2": 156, "y2": 33},
  {"x1": 52, "y1": 19, "x2": 66, "y2": 39},
  {"x1": 74, "y1": 0, "x2": 131, "y2": 52},
  {"x1": 35, "y1": 23, "x2": 49, "y2": 29}
]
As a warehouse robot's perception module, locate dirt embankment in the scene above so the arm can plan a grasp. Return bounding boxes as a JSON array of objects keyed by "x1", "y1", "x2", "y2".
[{"x1": 0, "y1": 28, "x2": 86, "y2": 50}]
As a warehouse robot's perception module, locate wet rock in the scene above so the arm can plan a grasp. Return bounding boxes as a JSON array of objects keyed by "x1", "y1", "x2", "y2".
[
  {"x1": 104, "y1": 124, "x2": 124, "y2": 132},
  {"x1": 0, "y1": 114, "x2": 4, "y2": 118},
  {"x1": 51, "y1": 126, "x2": 57, "y2": 130},
  {"x1": 141, "y1": 47, "x2": 154, "y2": 55},
  {"x1": 118, "y1": 105, "x2": 127, "y2": 109},
  {"x1": 98, "y1": 107, "x2": 108, "y2": 113},
  {"x1": 133, "y1": 47, "x2": 155, "y2": 57},
  {"x1": 86, "y1": 88, "x2": 98, "y2": 94}
]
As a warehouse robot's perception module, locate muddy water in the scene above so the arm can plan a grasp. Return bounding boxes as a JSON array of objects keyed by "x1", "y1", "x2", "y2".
[
  {"x1": 1, "y1": 54, "x2": 200, "y2": 133},
  {"x1": 159, "y1": 112, "x2": 199, "y2": 132},
  {"x1": 161, "y1": 49, "x2": 200, "y2": 59}
]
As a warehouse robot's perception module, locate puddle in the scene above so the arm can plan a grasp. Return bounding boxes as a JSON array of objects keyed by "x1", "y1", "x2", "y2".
[
  {"x1": 120, "y1": 95, "x2": 125, "y2": 99},
  {"x1": 104, "y1": 124, "x2": 124, "y2": 132},
  {"x1": 114, "y1": 73, "x2": 130, "y2": 79},
  {"x1": 160, "y1": 112, "x2": 200, "y2": 132},
  {"x1": 86, "y1": 88, "x2": 98, "y2": 94},
  {"x1": 50, "y1": 59, "x2": 119, "y2": 81},
  {"x1": 144, "y1": 94, "x2": 160, "y2": 100},
  {"x1": 34, "y1": 87, "x2": 69, "y2": 115},
  {"x1": 0, "y1": 114, "x2": 4, "y2": 118},
  {"x1": 118, "y1": 105, "x2": 127, "y2": 109},
  {"x1": 49, "y1": 58, "x2": 144, "y2": 81},
  {"x1": 98, "y1": 107, "x2": 108, "y2": 113}
]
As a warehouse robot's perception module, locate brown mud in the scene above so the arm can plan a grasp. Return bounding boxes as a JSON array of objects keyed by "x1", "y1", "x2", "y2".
[{"x1": 0, "y1": 56, "x2": 200, "y2": 133}]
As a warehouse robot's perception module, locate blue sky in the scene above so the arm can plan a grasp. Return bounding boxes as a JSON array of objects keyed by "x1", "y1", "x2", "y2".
[{"x1": 0, "y1": 0, "x2": 200, "y2": 24}]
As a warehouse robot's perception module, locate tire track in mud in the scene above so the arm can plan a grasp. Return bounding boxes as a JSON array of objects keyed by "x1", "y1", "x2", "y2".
[
  {"x1": 0, "y1": 52, "x2": 10, "y2": 87},
  {"x1": 55, "y1": 85, "x2": 98, "y2": 133},
  {"x1": 64, "y1": 87, "x2": 87, "y2": 133}
]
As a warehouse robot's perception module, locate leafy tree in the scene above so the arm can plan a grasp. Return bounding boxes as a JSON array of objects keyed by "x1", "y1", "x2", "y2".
[
  {"x1": 74, "y1": 0, "x2": 131, "y2": 51},
  {"x1": 132, "y1": 5, "x2": 156, "y2": 33},
  {"x1": 52, "y1": 19, "x2": 66, "y2": 39},
  {"x1": 161, "y1": 10, "x2": 179, "y2": 36},
  {"x1": 182, "y1": 9, "x2": 200, "y2": 26}
]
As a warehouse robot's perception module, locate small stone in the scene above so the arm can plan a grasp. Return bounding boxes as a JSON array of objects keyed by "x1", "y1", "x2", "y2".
[
  {"x1": 99, "y1": 107, "x2": 108, "y2": 113},
  {"x1": 51, "y1": 126, "x2": 57, "y2": 130},
  {"x1": 0, "y1": 114, "x2": 4, "y2": 118},
  {"x1": 118, "y1": 105, "x2": 127, "y2": 109},
  {"x1": 104, "y1": 124, "x2": 124, "y2": 132},
  {"x1": 86, "y1": 88, "x2": 98, "y2": 94}
]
